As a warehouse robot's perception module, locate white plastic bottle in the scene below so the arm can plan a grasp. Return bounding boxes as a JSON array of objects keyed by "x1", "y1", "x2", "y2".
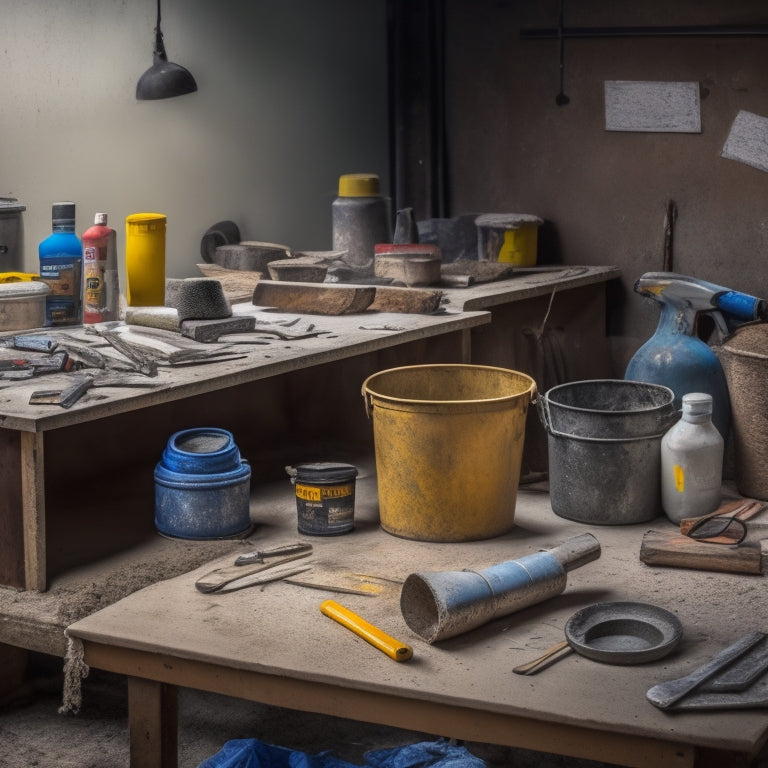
[{"x1": 661, "y1": 392, "x2": 724, "y2": 523}]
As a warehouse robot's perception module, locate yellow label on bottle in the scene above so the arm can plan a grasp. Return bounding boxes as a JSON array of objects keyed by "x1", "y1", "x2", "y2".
[
  {"x1": 295, "y1": 483, "x2": 353, "y2": 502},
  {"x1": 673, "y1": 465, "x2": 685, "y2": 492}
]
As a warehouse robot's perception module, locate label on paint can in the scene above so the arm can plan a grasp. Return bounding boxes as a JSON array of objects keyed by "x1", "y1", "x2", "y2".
[{"x1": 292, "y1": 462, "x2": 357, "y2": 536}]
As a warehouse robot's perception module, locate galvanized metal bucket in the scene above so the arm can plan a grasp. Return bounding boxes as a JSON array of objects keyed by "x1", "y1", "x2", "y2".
[{"x1": 538, "y1": 380, "x2": 677, "y2": 524}]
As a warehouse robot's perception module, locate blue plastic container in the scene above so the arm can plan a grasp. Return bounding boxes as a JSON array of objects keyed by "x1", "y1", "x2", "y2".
[{"x1": 154, "y1": 428, "x2": 252, "y2": 539}]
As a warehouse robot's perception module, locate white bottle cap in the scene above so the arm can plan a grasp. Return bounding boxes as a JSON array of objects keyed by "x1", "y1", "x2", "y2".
[
  {"x1": 94, "y1": 212, "x2": 108, "y2": 225},
  {"x1": 682, "y1": 392, "x2": 712, "y2": 418}
]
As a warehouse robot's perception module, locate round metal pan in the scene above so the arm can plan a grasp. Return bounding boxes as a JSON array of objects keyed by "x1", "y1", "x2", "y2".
[
  {"x1": 565, "y1": 601, "x2": 683, "y2": 665},
  {"x1": 513, "y1": 601, "x2": 683, "y2": 675}
]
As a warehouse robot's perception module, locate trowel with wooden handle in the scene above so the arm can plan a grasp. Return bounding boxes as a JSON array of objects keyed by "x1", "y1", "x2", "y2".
[{"x1": 195, "y1": 548, "x2": 312, "y2": 593}]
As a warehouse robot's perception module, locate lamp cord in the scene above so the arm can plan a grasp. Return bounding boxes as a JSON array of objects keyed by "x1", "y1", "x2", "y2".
[{"x1": 153, "y1": 0, "x2": 167, "y2": 60}]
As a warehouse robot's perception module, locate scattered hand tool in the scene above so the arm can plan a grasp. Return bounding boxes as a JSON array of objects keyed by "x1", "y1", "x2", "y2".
[
  {"x1": 98, "y1": 331, "x2": 158, "y2": 376},
  {"x1": 58, "y1": 339, "x2": 108, "y2": 370},
  {"x1": 205, "y1": 564, "x2": 313, "y2": 594},
  {"x1": 679, "y1": 499, "x2": 766, "y2": 542},
  {"x1": 320, "y1": 599, "x2": 413, "y2": 662},
  {"x1": 647, "y1": 631, "x2": 768, "y2": 710},
  {"x1": 284, "y1": 568, "x2": 400, "y2": 596},
  {"x1": 29, "y1": 374, "x2": 95, "y2": 408},
  {"x1": 195, "y1": 546, "x2": 313, "y2": 593},
  {"x1": 8, "y1": 334, "x2": 58, "y2": 353},
  {"x1": 32, "y1": 350, "x2": 72, "y2": 374},
  {"x1": 0, "y1": 358, "x2": 31, "y2": 372},
  {"x1": 234, "y1": 542, "x2": 312, "y2": 566}
]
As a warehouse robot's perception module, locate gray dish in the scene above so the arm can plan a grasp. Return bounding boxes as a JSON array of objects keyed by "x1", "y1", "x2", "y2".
[{"x1": 565, "y1": 601, "x2": 683, "y2": 665}]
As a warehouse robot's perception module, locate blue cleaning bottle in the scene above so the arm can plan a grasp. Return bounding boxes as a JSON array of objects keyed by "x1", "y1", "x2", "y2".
[
  {"x1": 625, "y1": 272, "x2": 768, "y2": 440},
  {"x1": 39, "y1": 202, "x2": 83, "y2": 326}
]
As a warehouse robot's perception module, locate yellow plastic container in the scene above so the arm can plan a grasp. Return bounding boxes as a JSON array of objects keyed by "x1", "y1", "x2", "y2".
[
  {"x1": 475, "y1": 213, "x2": 543, "y2": 267},
  {"x1": 361, "y1": 364, "x2": 536, "y2": 542},
  {"x1": 498, "y1": 225, "x2": 539, "y2": 266},
  {"x1": 125, "y1": 213, "x2": 166, "y2": 306}
]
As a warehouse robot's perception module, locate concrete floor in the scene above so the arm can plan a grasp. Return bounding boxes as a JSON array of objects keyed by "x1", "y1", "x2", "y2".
[{"x1": 0, "y1": 652, "x2": 628, "y2": 768}]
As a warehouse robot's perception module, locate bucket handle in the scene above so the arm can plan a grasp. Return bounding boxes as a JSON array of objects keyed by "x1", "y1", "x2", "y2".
[
  {"x1": 362, "y1": 385, "x2": 374, "y2": 420},
  {"x1": 537, "y1": 394, "x2": 678, "y2": 443}
]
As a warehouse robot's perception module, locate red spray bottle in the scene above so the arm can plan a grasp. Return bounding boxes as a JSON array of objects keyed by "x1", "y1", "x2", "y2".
[{"x1": 82, "y1": 213, "x2": 119, "y2": 323}]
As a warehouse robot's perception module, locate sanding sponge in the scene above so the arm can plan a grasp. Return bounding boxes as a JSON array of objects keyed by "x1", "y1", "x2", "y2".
[
  {"x1": 125, "y1": 306, "x2": 181, "y2": 332},
  {"x1": 172, "y1": 278, "x2": 232, "y2": 321}
]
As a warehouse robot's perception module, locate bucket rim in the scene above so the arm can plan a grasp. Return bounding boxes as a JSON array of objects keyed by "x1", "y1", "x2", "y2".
[
  {"x1": 544, "y1": 378, "x2": 675, "y2": 415},
  {"x1": 721, "y1": 321, "x2": 768, "y2": 361},
  {"x1": 361, "y1": 363, "x2": 537, "y2": 408}
]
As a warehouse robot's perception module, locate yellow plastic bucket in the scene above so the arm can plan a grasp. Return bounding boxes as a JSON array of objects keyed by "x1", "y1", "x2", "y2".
[{"x1": 361, "y1": 364, "x2": 536, "y2": 542}]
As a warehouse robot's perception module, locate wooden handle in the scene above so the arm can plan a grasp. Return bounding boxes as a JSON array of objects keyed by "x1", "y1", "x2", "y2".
[
  {"x1": 513, "y1": 640, "x2": 573, "y2": 675},
  {"x1": 320, "y1": 600, "x2": 413, "y2": 662}
]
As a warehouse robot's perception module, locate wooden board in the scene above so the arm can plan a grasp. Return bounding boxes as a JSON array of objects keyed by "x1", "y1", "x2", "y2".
[
  {"x1": 722, "y1": 110, "x2": 768, "y2": 174},
  {"x1": 441, "y1": 260, "x2": 516, "y2": 283},
  {"x1": 369, "y1": 285, "x2": 443, "y2": 314},
  {"x1": 180, "y1": 316, "x2": 256, "y2": 343},
  {"x1": 252, "y1": 281, "x2": 376, "y2": 315},
  {"x1": 196, "y1": 263, "x2": 262, "y2": 304},
  {"x1": 604, "y1": 81, "x2": 701, "y2": 133},
  {"x1": 639, "y1": 529, "x2": 763, "y2": 575}
]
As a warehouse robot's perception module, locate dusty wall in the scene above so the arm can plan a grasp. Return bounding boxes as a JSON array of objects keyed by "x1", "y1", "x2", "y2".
[
  {"x1": 0, "y1": 1, "x2": 389, "y2": 282},
  {"x1": 443, "y1": 0, "x2": 768, "y2": 372}
]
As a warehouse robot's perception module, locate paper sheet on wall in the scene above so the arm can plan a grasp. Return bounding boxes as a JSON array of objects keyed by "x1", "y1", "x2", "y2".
[
  {"x1": 604, "y1": 81, "x2": 701, "y2": 133},
  {"x1": 722, "y1": 110, "x2": 768, "y2": 174}
]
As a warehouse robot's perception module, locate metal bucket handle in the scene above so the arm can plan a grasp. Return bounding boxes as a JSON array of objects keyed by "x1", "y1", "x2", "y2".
[{"x1": 536, "y1": 392, "x2": 677, "y2": 443}]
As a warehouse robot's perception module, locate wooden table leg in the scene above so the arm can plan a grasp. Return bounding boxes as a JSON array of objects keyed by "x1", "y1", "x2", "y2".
[
  {"x1": 128, "y1": 676, "x2": 178, "y2": 768},
  {"x1": 21, "y1": 431, "x2": 46, "y2": 591}
]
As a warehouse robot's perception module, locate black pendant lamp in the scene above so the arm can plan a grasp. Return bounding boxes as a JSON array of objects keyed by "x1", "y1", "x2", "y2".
[{"x1": 136, "y1": 0, "x2": 197, "y2": 100}]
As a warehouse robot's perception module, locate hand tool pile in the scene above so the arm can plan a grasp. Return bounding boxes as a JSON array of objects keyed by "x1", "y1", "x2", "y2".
[{"x1": 188, "y1": 491, "x2": 768, "y2": 717}]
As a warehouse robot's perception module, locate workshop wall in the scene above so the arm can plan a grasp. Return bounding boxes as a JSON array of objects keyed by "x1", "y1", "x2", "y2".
[
  {"x1": 443, "y1": 0, "x2": 768, "y2": 372},
  {"x1": 0, "y1": 0, "x2": 389, "y2": 282}
]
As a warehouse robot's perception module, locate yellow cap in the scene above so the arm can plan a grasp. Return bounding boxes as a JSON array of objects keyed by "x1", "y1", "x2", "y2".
[
  {"x1": 338, "y1": 174, "x2": 381, "y2": 197},
  {"x1": 0, "y1": 271, "x2": 40, "y2": 283}
]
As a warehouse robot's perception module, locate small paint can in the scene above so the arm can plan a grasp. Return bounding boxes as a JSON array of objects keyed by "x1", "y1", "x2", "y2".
[{"x1": 288, "y1": 462, "x2": 358, "y2": 535}]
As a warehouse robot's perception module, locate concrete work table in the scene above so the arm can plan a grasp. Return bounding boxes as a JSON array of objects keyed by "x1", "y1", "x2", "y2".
[
  {"x1": 67, "y1": 464, "x2": 768, "y2": 768},
  {"x1": 0, "y1": 266, "x2": 618, "y2": 657}
]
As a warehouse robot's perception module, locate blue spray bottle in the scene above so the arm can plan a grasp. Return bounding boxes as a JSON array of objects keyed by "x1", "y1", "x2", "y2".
[{"x1": 625, "y1": 272, "x2": 768, "y2": 440}]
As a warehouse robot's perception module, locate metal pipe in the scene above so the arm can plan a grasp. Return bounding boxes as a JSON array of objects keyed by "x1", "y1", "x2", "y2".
[
  {"x1": 400, "y1": 533, "x2": 600, "y2": 643},
  {"x1": 521, "y1": 25, "x2": 768, "y2": 40}
]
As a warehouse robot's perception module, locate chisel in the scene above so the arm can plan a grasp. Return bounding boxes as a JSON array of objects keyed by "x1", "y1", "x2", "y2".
[{"x1": 320, "y1": 599, "x2": 413, "y2": 662}]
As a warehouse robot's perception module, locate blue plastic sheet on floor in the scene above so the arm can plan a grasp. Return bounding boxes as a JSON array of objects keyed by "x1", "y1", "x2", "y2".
[
  {"x1": 198, "y1": 737, "x2": 486, "y2": 768},
  {"x1": 366, "y1": 739, "x2": 485, "y2": 767}
]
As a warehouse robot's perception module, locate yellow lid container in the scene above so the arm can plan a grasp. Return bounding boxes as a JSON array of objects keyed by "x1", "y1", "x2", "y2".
[{"x1": 338, "y1": 174, "x2": 381, "y2": 197}]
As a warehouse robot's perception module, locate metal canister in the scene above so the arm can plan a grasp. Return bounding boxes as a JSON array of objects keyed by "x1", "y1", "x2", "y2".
[
  {"x1": 289, "y1": 462, "x2": 358, "y2": 535},
  {"x1": 331, "y1": 174, "x2": 392, "y2": 275}
]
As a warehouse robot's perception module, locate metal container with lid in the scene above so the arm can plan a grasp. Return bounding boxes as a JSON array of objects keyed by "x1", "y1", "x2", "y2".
[
  {"x1": 0, "y1": 198, "x2": 26, "y2": 273},
  {"x1": 287, "y1": 461, "x2": 358, "y2": 535},
  {"x1": 0, "y1": 280, "x2": 49, "y2": 331}
]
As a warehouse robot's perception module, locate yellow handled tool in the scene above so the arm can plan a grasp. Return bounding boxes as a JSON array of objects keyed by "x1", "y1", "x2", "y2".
[{"x1": 320, "y1": 599, "x2": 413, "y2": 662}]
